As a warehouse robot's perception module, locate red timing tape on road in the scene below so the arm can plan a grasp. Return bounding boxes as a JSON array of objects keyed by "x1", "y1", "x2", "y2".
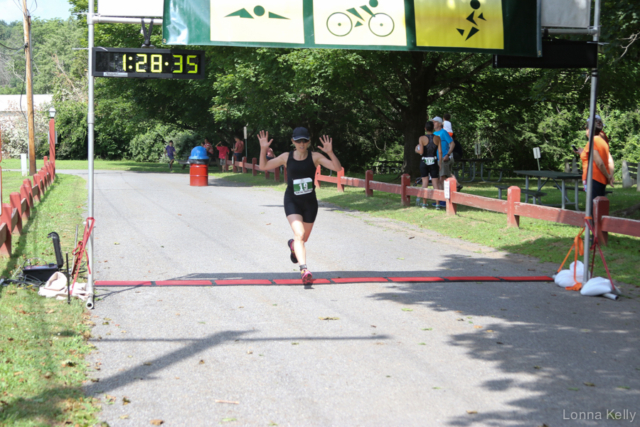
[{"x1": 95, "y1": 276, "x2": 554, "y2": 287}]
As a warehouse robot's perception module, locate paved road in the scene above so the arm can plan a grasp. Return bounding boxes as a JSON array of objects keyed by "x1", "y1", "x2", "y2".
[{"x1": 68, "y1": 171, "x2": 640, "y2": 427}]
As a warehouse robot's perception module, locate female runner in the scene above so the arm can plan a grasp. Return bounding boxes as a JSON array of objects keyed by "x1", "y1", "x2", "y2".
[{"x1": 258, "y1": 127, "x2": 342, "y2": 284}]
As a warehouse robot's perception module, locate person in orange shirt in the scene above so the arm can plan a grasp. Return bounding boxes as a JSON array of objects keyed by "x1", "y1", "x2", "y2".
[{"x1": 580, "y1": 117, "x2": 614, "y2": 213}]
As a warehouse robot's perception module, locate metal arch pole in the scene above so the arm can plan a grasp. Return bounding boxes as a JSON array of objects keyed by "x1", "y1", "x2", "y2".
[
  {"x1": 583, "y1": 0, "x2": 601, "y2": 285},
  {"x1": 86, "y1": 0, "x2": 96, "y2": 309}
]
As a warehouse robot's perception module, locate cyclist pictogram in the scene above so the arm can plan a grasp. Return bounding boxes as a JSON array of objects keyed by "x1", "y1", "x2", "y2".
[{"x1": 326, "y1": 0, "x2": 395, "y2": 38}]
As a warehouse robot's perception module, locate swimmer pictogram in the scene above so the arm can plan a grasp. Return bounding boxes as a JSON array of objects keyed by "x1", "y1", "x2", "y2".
[
  {"x1": 326, "y1": 0, "x2": 395, "y2": 38},
  {"x1": 226, "y1": 5, "x2": 289, "y2": 20},
  {"x1": 457, "y1": 0, "x2": 486, "y2": 41}
]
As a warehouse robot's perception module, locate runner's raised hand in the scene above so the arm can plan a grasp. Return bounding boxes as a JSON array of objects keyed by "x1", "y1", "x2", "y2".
[
  {"x1": 258, "y1": 130, "x2": 273, "y2": 149},
  {"x1": 318, "y1": 135, "x2": 333, "y2": 154}
]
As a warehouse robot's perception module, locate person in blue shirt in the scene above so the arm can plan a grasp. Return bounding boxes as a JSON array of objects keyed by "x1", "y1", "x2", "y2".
[
  {"x1": 165, "y1": 140, "x2": 176, "y2": 170},
  {"x1": 432, "y1": 117, "x2": 456, "y2": 206}
]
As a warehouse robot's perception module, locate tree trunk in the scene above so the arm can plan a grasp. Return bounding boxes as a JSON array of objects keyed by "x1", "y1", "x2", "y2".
[{"x1": 403, "y1": 124, "x2": 423, "y2": 179}]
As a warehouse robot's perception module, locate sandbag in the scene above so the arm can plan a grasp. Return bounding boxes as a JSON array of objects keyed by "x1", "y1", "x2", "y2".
[
  {"x1": 554, "y1": 261, "x2": 586, "y2": 288},
  {"x1": 581, "y1": 277, "x2": 615, "y2": 296}
]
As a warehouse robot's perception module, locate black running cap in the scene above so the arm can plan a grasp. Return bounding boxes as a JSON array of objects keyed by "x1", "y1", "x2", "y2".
[{"x1": 292, "y1": 127, "x2": 310, "y2": 141}]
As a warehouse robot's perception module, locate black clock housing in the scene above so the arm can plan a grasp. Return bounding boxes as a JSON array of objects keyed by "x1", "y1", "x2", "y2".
[{"x1": 92, "y1": 48, "x2": 206, "y2": 79}]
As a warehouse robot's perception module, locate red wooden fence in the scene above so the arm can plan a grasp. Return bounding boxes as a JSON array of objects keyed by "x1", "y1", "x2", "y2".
[
  {"x1": 0, "y1": 157, "x2": 56, "y2": 257},
  {"x1": 314, "y1": 168, "x2": 639, "y2": 245},
  {"x1": 217, "y1": 156, "x2": 640, "y2": 244}
]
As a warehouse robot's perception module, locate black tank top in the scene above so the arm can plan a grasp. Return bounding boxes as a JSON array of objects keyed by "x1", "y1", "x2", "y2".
[
  {"x1": 423, "y1": 134, "x2": 437, "y2": 158},
  {"x1": 286, "y1": 150, "x2": 316, "y2": 198}
]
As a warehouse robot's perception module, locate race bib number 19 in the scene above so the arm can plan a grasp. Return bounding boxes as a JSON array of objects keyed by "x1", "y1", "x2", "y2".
[{"x1": 293, "y1": 178, "x2": 313, "y2": 195}]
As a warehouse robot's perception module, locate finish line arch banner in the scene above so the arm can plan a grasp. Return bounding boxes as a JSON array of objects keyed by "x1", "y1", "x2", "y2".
[{"x1": 163, "y1": 0, "x2": 541, "y2": 57}]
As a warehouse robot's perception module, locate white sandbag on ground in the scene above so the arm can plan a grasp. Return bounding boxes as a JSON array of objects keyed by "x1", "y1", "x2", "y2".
[
  {"x1": 554, "y1": 261, "x2": 586, "y2": 287},
  {"x1": 581, "y1": 277, "x2": 619, "y2": 300}
]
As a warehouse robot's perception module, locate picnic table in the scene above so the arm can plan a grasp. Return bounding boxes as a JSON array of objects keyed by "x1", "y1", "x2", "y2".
[
  {"x1": 455, "y1": 158, "x2": 502, "y2": 183},
  {"x1": 371, "y1": 160, "x2": 403, "y2": 175},
  {"x1": 513, "y1": 170, "x2": 583, "y2": 210}
]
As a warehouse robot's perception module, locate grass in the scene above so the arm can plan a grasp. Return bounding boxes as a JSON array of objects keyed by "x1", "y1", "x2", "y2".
[
  {"x1": 220, "y1": 170, "x2": 640, "y2": 286},
  {"x1": 0, "y1": 172, "x2": 101, "y2": 426}
]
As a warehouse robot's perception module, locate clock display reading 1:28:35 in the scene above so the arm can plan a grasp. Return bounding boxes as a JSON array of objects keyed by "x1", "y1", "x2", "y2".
[{"x1": 92, "y1": 48, "x2": 206, "y2": 79}]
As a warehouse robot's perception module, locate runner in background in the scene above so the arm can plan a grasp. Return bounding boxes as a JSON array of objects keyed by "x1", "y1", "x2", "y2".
[{"x1": 258, "y1": 127, "x2": 342, "y2": 284}]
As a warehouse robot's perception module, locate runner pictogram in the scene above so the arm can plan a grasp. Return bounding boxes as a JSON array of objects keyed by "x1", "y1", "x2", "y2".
[
  {"x1": 457, "y1": 0, "x2": 486, "y2": 41},
  {"x1": 414, "y1": 0, "x2": 504, "y2": 50}
]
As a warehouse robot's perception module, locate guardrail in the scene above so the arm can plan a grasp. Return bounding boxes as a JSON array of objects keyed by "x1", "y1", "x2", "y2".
[{"x1": 0, "y1": 156, "x2": 56, "y2": 256}]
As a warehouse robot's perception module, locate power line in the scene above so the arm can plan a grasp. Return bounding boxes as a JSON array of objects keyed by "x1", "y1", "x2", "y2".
[{"x1": 0, "y1": 42, "x2": 26, "y2": 51}]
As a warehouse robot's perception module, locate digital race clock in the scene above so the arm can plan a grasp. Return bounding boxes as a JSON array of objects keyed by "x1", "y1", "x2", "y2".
[{"x1": 92, "y1": 48, "x2": 205, "y2": 79}]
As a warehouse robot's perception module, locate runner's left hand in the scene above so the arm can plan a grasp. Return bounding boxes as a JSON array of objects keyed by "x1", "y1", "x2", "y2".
[
  {"x1": 318, "y1": 135, "x2": 333, "y2": 154},
  {"x1": 257, "y1": 130, "x2": 273, "y2": 149}
]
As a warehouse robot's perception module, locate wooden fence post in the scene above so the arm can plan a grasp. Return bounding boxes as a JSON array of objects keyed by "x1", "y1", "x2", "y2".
[
  {"x1": 337, "y1": 168, "x2": 344, "y2": 192},
  {"x1": 38, "y1": 172, "x2": 46, "y2": 195},
  {"x1": 22, "y1": 180, "x2": 34, "y2": 207},
  {"x1": 9, "y1": 193, "x2": 23, "y2": 234},
  {"x1": 593, "y1": 196, "x2": 609, "y2": 246},
  {"x1": 507, "y1": 186, "x2": 521, "y2": 228},
  {"x1": 446, "y1": 176, "x2": 457, "y2": 216},
  {"x1": 274, "y1": 166, "x2": 280, "y2": 182},
  {"x1": 232, "y1": 158, "x2": 238, "y2": 173},
  {"x1": 1, "y1": 203, "x2": 13, "y2": 235},
  {"x1": 365, "y1": 170, "x2": 373, "y2": 197},
  {"x1": 315, "y1": 165, "x2": 321, "y2": 188},
  {"x1": 401, "y1": 174, "x2": 410, "y2": 206},
  {"x1": 242, "y1": 157, "x2": 247, "y2": 174},
  {"x1": 31, "y1": 176, "x2": 41, "y2": 202},
  {"x1": 19, "y1": 184, "x2": 31, "y2": 218},
  {"x1": 252, "y1": 158, "x2": 257, "y2": 176},
  {"x1": 283, "y1": 165, "x2": 287, "y2": 183},
  {"x1": 0, "y1": 222, "x2": 10, "y2": 257}
]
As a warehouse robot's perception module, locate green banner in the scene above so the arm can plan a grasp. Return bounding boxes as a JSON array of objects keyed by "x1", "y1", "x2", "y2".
[{"x1": 163, "y1": 0, "x2": 541, "y2": 57}]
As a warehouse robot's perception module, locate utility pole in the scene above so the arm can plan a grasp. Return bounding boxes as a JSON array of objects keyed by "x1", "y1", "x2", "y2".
[{"x1": 22, "y1": 0, "x2": 36, "y2": 175}]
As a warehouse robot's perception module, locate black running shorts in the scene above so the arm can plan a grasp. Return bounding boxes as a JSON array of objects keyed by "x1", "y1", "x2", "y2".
[
  {"x1": 420, "y1": 161, "x2": 439, "y2": 179},
  {"x1": 284, "y1": 192, "x2": 318, "y2": 223}
]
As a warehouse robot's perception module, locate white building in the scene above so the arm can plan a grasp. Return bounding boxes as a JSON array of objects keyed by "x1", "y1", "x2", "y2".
[{"x1": 0, "y1": 94, "x2": 53, "y2": 119}]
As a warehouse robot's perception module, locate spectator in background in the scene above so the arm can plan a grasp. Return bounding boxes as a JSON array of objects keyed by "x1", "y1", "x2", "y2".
[
  {"x1": 266, "y1": 147, "x2": 276, "y2": 161},
  {"x1": 233, "y1": 136, "x2": 245, "y2": 164},
  {"x1": 580, "y1": 117, "x2": 614, "y2": 215},
  {"x1": 432, "y1": 116, "x2": 455, "y2": 207},
  {"x1": 165, "y1": 140, "x2": 176, "y2": 170},
  {"x1": 443, "y1": 113, "x2": 453, "y2": 136},
  {"x1": 216, "y1": 141, "x2": 230, "y2": 166},
  {"x1": 451, "y1": 133, "x2": 464, "y2": 192},
  {"x1": 574, "y1": 115, "x2": 614, "y2": 188},
  {"x1": 203, "y1": 138, "x2": 214, "y2": 158}
]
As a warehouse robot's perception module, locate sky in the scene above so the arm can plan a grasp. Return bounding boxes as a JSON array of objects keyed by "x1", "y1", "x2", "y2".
[{"x1": 1, "y1": 0, "x2": 72, "y2": 23}]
